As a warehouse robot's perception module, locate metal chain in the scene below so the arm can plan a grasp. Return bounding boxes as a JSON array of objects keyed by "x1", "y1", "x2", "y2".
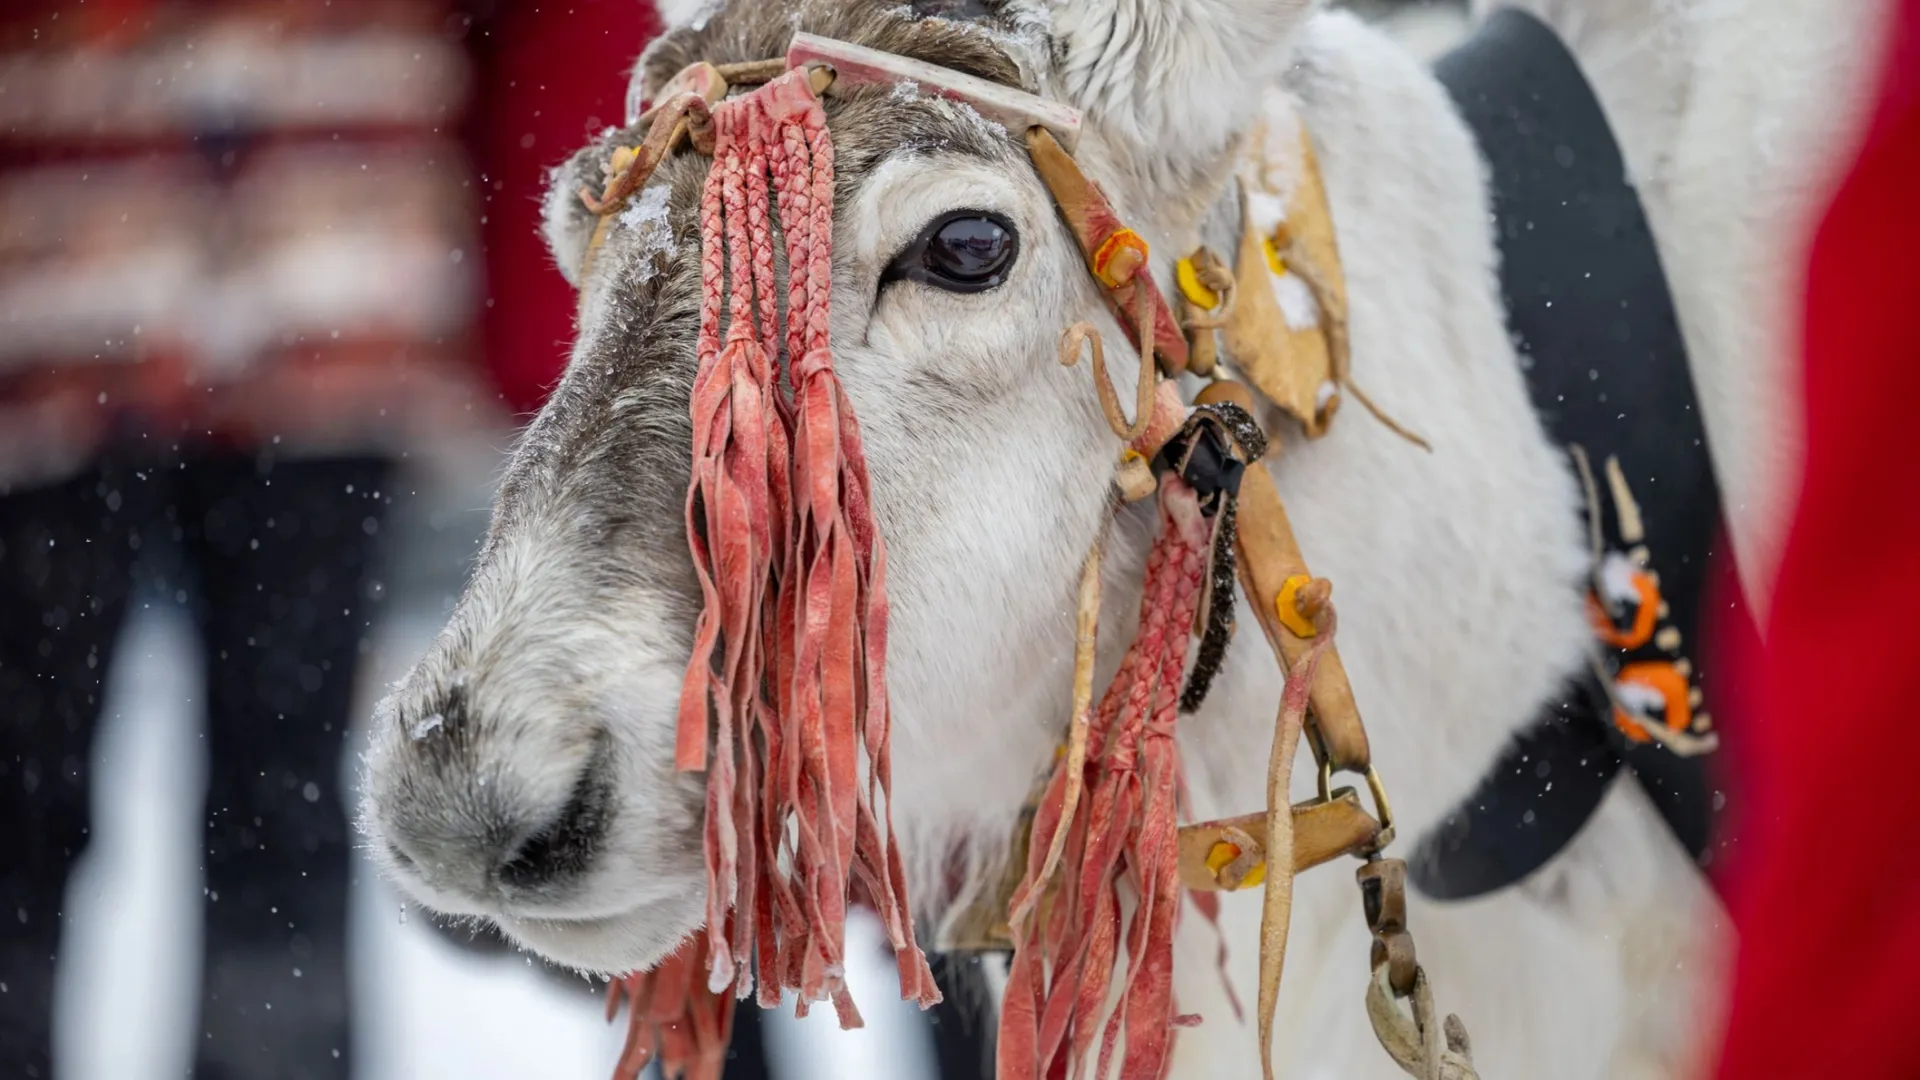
[{"x1": 1357, "y1": 857, "x2": 1481, "y2": 1080}]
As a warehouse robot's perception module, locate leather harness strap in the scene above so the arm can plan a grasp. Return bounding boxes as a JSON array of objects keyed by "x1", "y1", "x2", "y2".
[
  {"x1": 1176, "y1": 791, "x2": 1383, "y2": 890},
  {"x1": 1026, "y1": 127, "x2": 1191, "y2": 374},
  {"x1": 1195, "y1": 379, "x2": 1374, "y2": 777},
  {"x1": 1416, "y1": 8, "x2": 1737, "y2": 901}
]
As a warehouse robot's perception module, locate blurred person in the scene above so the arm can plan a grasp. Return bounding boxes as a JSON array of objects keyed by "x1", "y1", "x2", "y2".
[
  {"x1": 1709, "y1": 0, "x2": 1920, "y2": 1076},
  {"x1": 0, "y1": 2, "x2": 497, "y2": 1077}
]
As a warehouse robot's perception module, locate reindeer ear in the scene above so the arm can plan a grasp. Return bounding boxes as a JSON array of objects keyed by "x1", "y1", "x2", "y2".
[
  {"x1": 1033, "y1": 0, "x2": 1316, "y2": 164},
  {"x1": 654, "y1": 0, "x2": 717, "y2": 28},
  {"x1": 542, "y1": 142, "x2": 604, "y2": 289}
]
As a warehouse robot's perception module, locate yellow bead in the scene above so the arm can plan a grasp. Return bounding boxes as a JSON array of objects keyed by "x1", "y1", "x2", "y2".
[
  {"x1": 1263, "y1": 236, "x2": 1287, "y2": 277},
  {"x1": 1175, "y1": 257, "x2": 1220, "y2": 310},
  {"x1": 1275, "y1": 575, "x2": 1319, "y2": 638},
  {"x1": 1204, "y1": 841, "x2": 1268, "y2": 890},
  {"x1": 1093, "y1": 229, "x2": 1149, "y2": 288}
]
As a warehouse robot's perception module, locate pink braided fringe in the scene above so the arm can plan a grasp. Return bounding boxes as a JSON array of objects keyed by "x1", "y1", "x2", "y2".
[
  {"x1": 623, "y1": 69, "x2": 935, "y2": 1079},
  {"x1": 999, "y1": 477, "x2": 1215, "y2": 1080}
]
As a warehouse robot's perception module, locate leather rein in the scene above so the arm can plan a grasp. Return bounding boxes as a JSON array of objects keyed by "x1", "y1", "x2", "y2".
[{"x1": 579, "y1": 32, "x2": 1477, "y2": 1080}]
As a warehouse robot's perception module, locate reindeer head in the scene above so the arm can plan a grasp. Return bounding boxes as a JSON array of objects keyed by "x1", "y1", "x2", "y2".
[{"x1": 359, "y1": 0, "x2": 1313, "y2": 975}]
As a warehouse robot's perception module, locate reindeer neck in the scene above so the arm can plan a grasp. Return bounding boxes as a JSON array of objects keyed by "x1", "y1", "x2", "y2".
[{"x1": 1478, "y1": 0, "x2": 1698, "y2": 195}]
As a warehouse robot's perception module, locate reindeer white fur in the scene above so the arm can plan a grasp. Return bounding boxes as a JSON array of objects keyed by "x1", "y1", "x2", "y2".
[{"x1": 359, "y1": 1, "x2": 1882, "y2": 1076}]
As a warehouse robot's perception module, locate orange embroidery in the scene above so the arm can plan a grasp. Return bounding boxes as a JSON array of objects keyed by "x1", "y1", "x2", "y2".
[
  {"x1": 1612, "y1": 661, "x2": 1692, "y2": 743},
  {"x1": 1588, "y1": 567, "x2": 1660, "y2": 649}
]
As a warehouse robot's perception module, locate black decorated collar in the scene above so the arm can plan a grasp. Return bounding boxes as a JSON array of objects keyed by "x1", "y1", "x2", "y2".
[{"x1": 1412, "y1": 8, "x2": 1741, "y2": 901}]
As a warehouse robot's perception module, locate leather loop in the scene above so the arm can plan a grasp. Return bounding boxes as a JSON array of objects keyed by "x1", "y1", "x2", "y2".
[
  {"x1": 1366, "y1": 965, "x2": 1480, "y2": 1080},
  {"x1": 576, "y1": 90, "x2": 720, "y2": 283},
  {"x1": 1373, "y1": 932, "x2": 1419, "y2": 998}
]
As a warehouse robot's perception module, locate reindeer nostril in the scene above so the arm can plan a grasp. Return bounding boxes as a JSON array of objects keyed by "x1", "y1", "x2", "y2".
[{"x1": 498, "y1": 748, "x2": 615, "y2": 890}]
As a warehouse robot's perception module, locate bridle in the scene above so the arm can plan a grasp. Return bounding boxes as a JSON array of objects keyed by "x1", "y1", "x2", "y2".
[{"x1": 577, "y1": 30, "x2": 1477, "y2": 1080}]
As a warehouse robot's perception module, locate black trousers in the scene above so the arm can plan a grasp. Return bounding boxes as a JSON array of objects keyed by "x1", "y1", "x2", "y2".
[
  {"x1": 0, "y1": 452, "x2": 392, "y2": 1080},
  {"x1": 0, "y1": 450, "x2": 996, "y2": 1080}
]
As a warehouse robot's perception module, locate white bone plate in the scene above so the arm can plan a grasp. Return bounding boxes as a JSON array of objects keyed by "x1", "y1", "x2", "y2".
[{"x1": 785, "y1": 32, "x2": 1082, "y2": 152}]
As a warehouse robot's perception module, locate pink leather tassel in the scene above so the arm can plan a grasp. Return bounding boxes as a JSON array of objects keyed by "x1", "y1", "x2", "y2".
[
  {"x1": 1000, "y1": 477, "x2": 1214, "y2": 1080},
  {"x1": 607, "y1": 937, "x2": 734, "y2": 1080},
  {"x1": 623, "y1": 66, "x2": 939, "y2": 1080}
]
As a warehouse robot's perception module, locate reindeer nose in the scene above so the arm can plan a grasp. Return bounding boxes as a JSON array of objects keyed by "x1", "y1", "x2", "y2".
[
  {"x1": 497, "y1": 754, "x2": 616, "y2": 889},
  {"x1": 381, "y1": 731, "x2": 618, "y2": 902}
]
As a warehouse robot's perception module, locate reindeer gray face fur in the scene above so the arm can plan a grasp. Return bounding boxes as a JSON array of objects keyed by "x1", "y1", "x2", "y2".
[{"x1": 360, "y1": 0, "x2": 1313, "y2": 975}]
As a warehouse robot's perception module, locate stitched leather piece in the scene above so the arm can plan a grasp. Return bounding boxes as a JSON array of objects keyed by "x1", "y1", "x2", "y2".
[{"x1": 1227, "y1": 123, "x2": 1344, "y2": 437}]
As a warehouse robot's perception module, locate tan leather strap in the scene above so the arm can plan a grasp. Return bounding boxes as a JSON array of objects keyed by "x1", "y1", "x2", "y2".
[
  {"x1": 1194, "y1": 378, "x2": 1372, "y2": 773},
  {"x1": 1177, "y1": 790, "x2": 1381, "y2": 892},
  {"x1": 1181, "y1": 376, "x2": 1475, "y2": 1077},
  {"x1": 1026, "y1": 127, "x2": 1191, "y2": 375}
]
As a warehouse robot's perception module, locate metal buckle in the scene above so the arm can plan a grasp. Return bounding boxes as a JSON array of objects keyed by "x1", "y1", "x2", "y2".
[
  {"x1": 1150, "y1": 402, "x2": 1268, "y2": 511},
  {"x1": 1315, "y1": 744, "x2": 1395, "y2": 855}
]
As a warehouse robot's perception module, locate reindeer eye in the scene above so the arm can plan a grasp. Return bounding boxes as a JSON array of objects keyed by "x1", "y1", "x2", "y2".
[{"x1": 883, "y1": 210, "x2": 1019, "y2": 293}]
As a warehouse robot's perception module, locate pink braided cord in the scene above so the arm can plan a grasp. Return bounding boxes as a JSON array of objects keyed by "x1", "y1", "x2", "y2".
[{"x1": 999, "y1": 476, "x2": 1215, "y2": 1080}]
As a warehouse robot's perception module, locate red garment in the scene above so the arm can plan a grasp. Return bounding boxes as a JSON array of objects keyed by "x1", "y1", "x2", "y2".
[
  {"x1": 1711, "y1": 4, "x2": 1920, "y2": 1077},
  {"x1": 0, "y1": 0, "x2": 660, "y2": 489},
  {"x1": 467, "y1": 0, "x2": 662, "y2": 417},
  {"x1": 0, "y1": 1, "x2": 490, "y2": 483}
]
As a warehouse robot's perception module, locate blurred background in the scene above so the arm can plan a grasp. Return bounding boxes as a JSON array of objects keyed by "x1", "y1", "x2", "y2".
[{"x1": 0, "y1": 3, "x2": 1467, "y2": 1080}]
